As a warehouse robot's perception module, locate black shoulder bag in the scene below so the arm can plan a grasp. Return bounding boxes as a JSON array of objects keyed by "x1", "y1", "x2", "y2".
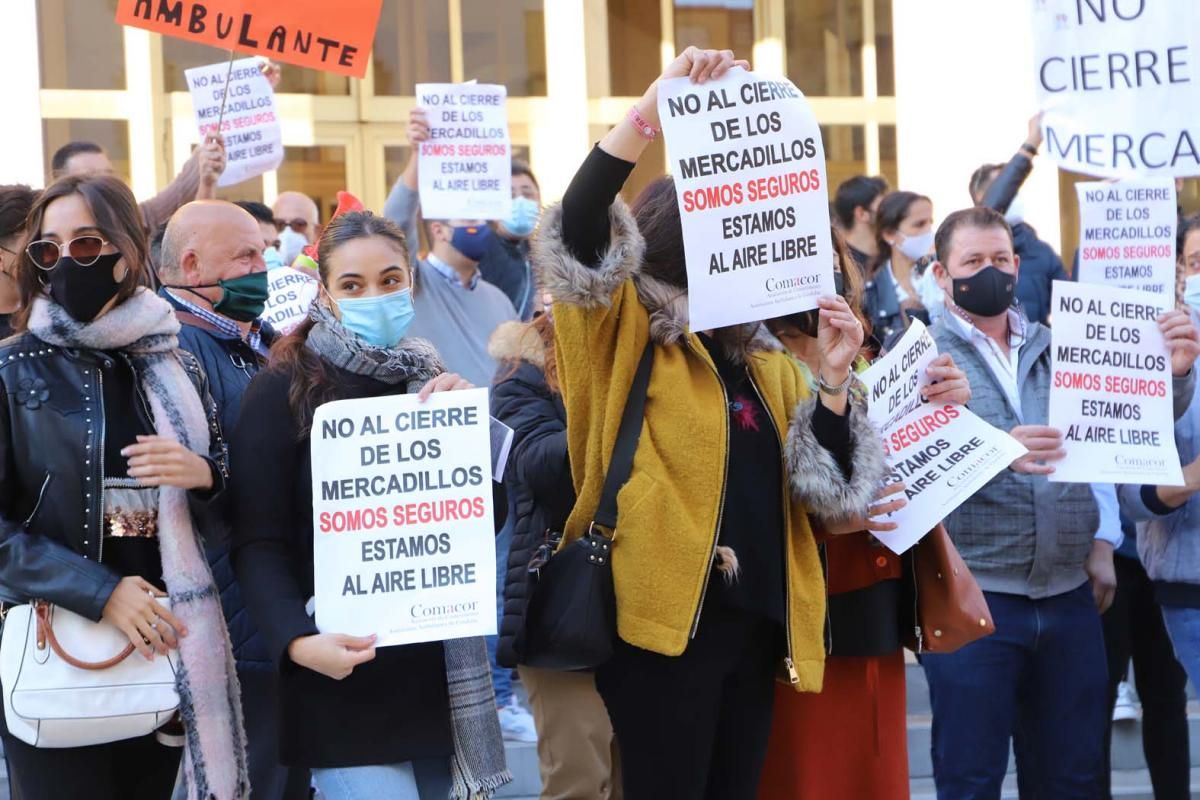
[{"x1": 519, "y1": 341, "x2": 654, "y2": 671}]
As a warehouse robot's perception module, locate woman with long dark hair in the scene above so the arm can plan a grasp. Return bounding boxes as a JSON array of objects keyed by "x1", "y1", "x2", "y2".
[
  {"x1": 863, "y1": 190, "x2": 935, "y2": 348},
  {"x1": 0, "y1": 185, "x2": 39, "y2": 336},
  {"x1": 532, "y1": 47, "x2": 888, "y2": 799},
  {"x1": 0, "y1": 174, "x2": 246, "y2": 800},
  {"x1": 230, "y1": 210, "x2": 510, "y2": 799}
]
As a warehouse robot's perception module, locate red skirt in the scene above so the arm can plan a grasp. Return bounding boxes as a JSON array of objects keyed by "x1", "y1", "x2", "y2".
[{"x1": 758, "y1": 650, "x2": 909, "y2": 800}]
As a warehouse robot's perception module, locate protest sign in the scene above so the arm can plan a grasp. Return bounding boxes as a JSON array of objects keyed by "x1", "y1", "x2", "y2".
[
  {"x1": 1075, "y1": 177, "x2": 1176, "y2": 308},
  {"x1": 1031, "y1": 0, "x2": 1200, "y2": 178},
  {"x1": 185, "y1": 57, "x2": 282, "y2": 186},
  {"x1": 1049, "y1": 280, "x2": 1183, "y2": 485},
  {"x1": 861, "y1": 320, "x2": 1027, "y2": 554},
  {"x1": 657, "y1": 67, "x2": 833, "y2": 331},
  {"x1": 415, "y1": 83, "x2": 512, "y2": 221},
  {"x1": 116, "y1": 0, "x2": 382, "y2": 78},
  {"x1": 311, "y1": 389, "x2": 497, "y2": 646},
  {"x1": 260, "y1": 266, "x2": 318, "y2": 333}
]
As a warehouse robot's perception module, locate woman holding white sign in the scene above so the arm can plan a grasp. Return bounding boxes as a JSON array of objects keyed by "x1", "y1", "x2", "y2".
[
  {"x1": 533, "y1": 47, "x2": 888, "y2": 799},
  {"x1": 230, "y1": 211, "x2": 509, "y2": 800}
]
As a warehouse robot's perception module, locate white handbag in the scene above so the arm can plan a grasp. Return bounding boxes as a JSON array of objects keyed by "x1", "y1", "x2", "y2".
[{"x1": 0, "y1": 601, "x2": 179, "y2": 748}]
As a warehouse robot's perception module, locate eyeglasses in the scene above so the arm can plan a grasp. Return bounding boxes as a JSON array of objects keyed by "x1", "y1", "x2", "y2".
[
  {"x1": 25, "y1": 236, "x2": 110, "y2": 271},
  {"x1": 274, "y1": 218, "x2": 309, "y2": 234}
]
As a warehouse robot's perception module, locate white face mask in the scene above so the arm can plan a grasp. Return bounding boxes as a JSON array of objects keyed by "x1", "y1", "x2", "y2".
[
  {"x1": 895, "y1": 230, "x2": 935, "y2": 262},
  {"x1": 278, "y1": 226, "x2": 308, "y2": 267},
  {"x1": 1005, "y1": 194, "x2": 1026, "y2": 226}
]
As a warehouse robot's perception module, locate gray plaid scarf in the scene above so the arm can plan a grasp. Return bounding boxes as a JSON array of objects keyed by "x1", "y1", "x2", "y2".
[{"x1": 304, "y1": 300, "x2": 511, "y2": 798}]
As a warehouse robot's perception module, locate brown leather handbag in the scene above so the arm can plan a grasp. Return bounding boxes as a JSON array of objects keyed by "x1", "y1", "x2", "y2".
[{"x1": 900, "y1": 524, "x2": 995, "y2": 654}]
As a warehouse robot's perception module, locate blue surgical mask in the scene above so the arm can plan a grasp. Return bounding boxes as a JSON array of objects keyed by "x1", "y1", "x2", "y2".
[
  {"x1": 336, "y1": 289, "x2": 415, "y2": 348},
  {"x1": 1185, "y1": 274, "x2": 1200, "y2": 313},
  {"x1": 263, "y1": 246, "x2": 284, "y2": 270},
  {"x1": 450, "y1": 224, "x2": 492, "y2": 261},
  {"x1": 502, "y1": 197, "x2": 541, "y2": 238}
]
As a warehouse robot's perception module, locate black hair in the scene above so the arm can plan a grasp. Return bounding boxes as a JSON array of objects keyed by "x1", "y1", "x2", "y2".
[
  {"x1": 934, "y1": 207, "x2": 1013, "y2": 266},
  {"x1": 511, "y1": 160, "x2": 540, "y2": 192},
  {"x1": 833, "y1": 175, "x2": 890, "y2": 229},
  {"x1": 969, "y1": 163, "x2": 1005, "y2": 204},
  {"x1": 50, "y1": 142, "x2": 105, "y2": 176},
  {"x1": 235, "y1": 200, "x2": 275, "y2": 226},
  {"x1": 0, "y1": 185, "x2": 37, "y2": 241}
]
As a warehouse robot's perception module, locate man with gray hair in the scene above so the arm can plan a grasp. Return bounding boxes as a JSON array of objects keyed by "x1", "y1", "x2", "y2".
[{"x1": 159, "y1": 201, "x2": 308, "y2": 799}]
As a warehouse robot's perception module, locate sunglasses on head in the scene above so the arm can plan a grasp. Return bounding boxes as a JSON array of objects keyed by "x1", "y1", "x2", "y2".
[
  {"x1": 274, "y1": 218, "x2": 310, "y2": 233},
  {"x1": 25, "y1": 236, "x2": 110, "y2": 270}
]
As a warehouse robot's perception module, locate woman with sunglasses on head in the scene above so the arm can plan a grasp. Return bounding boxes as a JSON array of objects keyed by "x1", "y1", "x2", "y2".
[
  {"x1": 230, "y1": 210, "x2": 510, "y2": 800},
  {"x1": 0, "y1": 174, "x2": 247, "y2": 799},
  {"x1": 0, "y1": 185, "x2": 39, "y2": 338}
]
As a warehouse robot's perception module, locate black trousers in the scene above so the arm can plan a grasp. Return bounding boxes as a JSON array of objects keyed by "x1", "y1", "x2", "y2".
[
  {"x1": 238, "y1": 667, "x2": 311, "y2": 800},
  {"x1": 595, "y1": 604, "x2": 780, "y2": 800},
  {"x1": 1101, "y1": 554, "x2": 1191, "y2": 800},
  {"x1": 3, "y1": 730, "x2": 180, "y2": 800}
]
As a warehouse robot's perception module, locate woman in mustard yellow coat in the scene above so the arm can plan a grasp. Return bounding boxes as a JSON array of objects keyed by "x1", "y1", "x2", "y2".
[{"x1": 532, "y1": 47, "x2": 888, "y2": 800}]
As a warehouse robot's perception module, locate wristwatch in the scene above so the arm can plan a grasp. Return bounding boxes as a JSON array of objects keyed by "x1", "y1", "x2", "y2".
[
  {"x1": 817, "y1": 371, "x2": 855, "y2": 395},
  {"x1": 1020, "y1": 142, "x2": 1038, "y2": 157}
]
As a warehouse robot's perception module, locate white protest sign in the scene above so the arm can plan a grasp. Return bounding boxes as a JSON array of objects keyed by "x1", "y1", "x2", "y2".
[
  {"x1": 311, "y1": 388, "x2": 497, "y2": 647},
  {"x1": 1076, "y1": 177, "x2": 1176, "y2": 308},
  {"x1": 657, "y1": 67, "x2": 833, "y2": 331},
  {"x1": 861, "y1": 320, "x2": 1027, "y2": 554},
  {"x1": 1031, "y1": 0, "x2": 1200, "y2": 178},
  {"x1": 260, "y1": 267, "x2": 319, "y2": 334},
  {"x1": 1049, "y1": 280, "x2": 1183, "y2": 485},
  {"x1": 416, "y1": 83, "x2": 511, "y2": 221},
  {"x1": 185, "y1": 58, "x2": 283, "y2": 187}
]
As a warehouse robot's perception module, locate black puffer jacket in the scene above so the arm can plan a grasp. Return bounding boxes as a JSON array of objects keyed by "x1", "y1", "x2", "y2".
[
  {"x1": 0, "y1": 332, "x2": 226, "y2": 620},
  {"x1": 489, "y1": 321, "x2": 575, "y2": 668}
]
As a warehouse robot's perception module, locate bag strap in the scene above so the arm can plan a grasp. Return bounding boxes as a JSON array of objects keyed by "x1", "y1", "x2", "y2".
[
  {"x1": 592, "y1": 341, "x2": 655, "y2": 532},
  {"x1": 35, "y1": 603, "x2": 136, "y2": 671}
]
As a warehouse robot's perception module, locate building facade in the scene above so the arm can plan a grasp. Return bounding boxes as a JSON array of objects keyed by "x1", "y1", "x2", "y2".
[{"x1": 5, "y1": 0, "x2": 1194, "y2": 261}]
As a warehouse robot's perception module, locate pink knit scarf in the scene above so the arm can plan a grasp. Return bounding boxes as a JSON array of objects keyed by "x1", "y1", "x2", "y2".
[{"x1": 28, "y1": 290, "x2": 249, "y2": 799}]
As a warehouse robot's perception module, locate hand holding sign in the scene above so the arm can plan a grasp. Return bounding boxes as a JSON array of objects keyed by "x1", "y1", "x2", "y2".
[
  {"x1": 198, "y1": 134, "x2": 227, "y2": 191},
  {"x1": 287, "y1": 633, "x2": 377, "y2": 681},
  {"x1": 657, "y1": 63, "x2": 834, "y2": 330},
  {"x1": 820, "y1": 480, "x2": 907, "y2": 536},
  {"x1": 1160, "y1": 309, "x2": 1200, "y2": 377},
  {"x1": 1008, "y1": 425, "x2": 1067, "y2": 476},
  {"x1": 817, "y1": 295, "x2": 864, "y2": 384},
  {"x1": 921, "y1": 354, "x2": 971, "y2": 406}
]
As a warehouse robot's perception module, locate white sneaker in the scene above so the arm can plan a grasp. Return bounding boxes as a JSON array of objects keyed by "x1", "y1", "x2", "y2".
[
  {"x1": 1112, "y1": 680, "x2": 1141, "y2": 722},
  {"x1": 497, "y1": 698, "x2": 538, "y2": 743}
]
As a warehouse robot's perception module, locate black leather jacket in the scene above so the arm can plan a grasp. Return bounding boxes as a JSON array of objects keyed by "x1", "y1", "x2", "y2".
[{"x1": 0, "y1": 332, "x2": 227, "y2": 621}]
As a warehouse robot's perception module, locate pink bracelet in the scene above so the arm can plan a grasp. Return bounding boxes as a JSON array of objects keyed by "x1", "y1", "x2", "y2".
[{"x1": 627, "y1": 105, "x2": 660, "y2": 141}]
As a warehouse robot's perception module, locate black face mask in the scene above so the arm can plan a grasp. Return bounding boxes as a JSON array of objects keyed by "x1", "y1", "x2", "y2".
[
  {"x1": 48, "y1": 253, "x2": 123, "y2": 322},
  {"x1": 951, "y1": 265, "x2": 1015, "y2": 318},
  {"x1": 791, "y1": 272, "x2": 847, "y2": 337}
]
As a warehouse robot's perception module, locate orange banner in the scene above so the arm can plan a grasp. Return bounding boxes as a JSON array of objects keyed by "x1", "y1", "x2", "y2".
[{"x1": 116, "y1": 0, "x2": 383, "y2": 78}]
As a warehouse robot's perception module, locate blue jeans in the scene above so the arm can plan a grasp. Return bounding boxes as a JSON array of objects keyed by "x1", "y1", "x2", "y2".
[
  {"x1": 921, "y1": 585, "x2": 1108, "y2": 800},
  {"x1": 486, "y1": 513, "x2": 515, "y2": 707},
  {"x1": 1161, "y1": 604, "x2": 1200, "y2": 686},
  {"x1": 311, "y1": 759, "x2": 450, "y2": 800}
]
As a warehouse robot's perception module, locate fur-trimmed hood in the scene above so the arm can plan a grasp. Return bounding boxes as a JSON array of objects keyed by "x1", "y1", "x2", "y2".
[
  {"x1": 534, "y1": 198, "x2": 782, "y2": 362},
  {"x1": 487, "y1": 320, "x2": 546, "y2": 368}
]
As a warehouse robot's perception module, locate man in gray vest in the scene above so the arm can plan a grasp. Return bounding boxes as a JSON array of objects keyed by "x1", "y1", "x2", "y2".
[{"x1": 919, "y1": 206, "x2": 1199, "y2": 798}]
